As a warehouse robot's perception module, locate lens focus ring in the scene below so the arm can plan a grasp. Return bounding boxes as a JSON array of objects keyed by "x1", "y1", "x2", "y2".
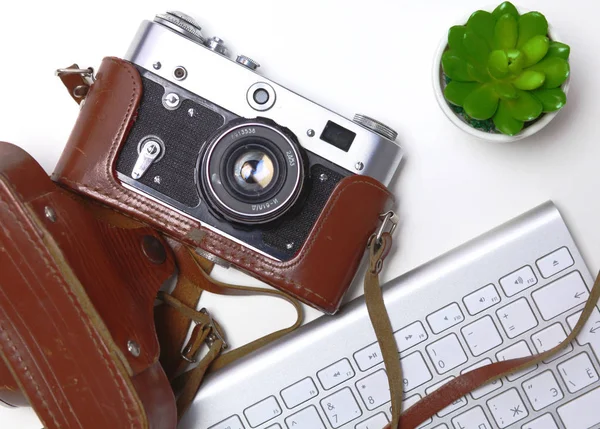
[{"x1": 199, "y1": 118, "x2": 305, "y2": 225}]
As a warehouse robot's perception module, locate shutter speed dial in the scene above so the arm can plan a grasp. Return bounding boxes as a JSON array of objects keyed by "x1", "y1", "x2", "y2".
[
  {"x1": 236, "y1": 55, "x2": 260, "y2": 70},
  {"x1": 353, "y1": 114, "x2": 398, "y2": 141},
  {"x1": 155, "y1": 11, "x2": 205, "y2": 44}
]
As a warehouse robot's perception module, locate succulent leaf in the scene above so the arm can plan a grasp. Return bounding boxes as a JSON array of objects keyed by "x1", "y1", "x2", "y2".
[
  {"x1": 495, "y1": 82, "x2": 518, "y2": 100},
  {"x1": 506, "y1": 49, "x2": 525, "y2": 74},
  {"x1": 488, "y1": 50, "x2": 509, "y2": 79},
  {"x1": 467, "y1": 63, "x2": 491, "y2": 83},
  {"x1": 493, "y1": 100, "x2": 524, "y2": 135},
  {"x1": 464, "y1": 29, "x2": 491, "y2": 65},
  {"x1": 492, "y1": 2, "x2": 519, "y2": 21},
  {"x1": 517, "y1": 12, "x2": 548, "y2": 48},
  {"x1": 444, "y1": 81, "x2": 482, "y2": 106},
  {"x1": 494, "y1": 14, "x2": 518, "y2": 50},
  {"x1": 448, "y1": 26, "x2": 470, "y2": 59},
  {"x1": 467, "y1": 11, "x2": 496, "y2": 48},
  {"x1": 505, "y1": 90, "x2": 543, "y2": 121},
  {"x1": 528, "y1": 57, "x2": 570, "y2": 88},
  {"x1": 442, "y1": 50, "x2": 473, "y2": 82},
  {"x1": 546, "y1": 41, "x2": 571, "y2": 60},
  {"x1": 532, "y1": 88, "x2": 567, "y2": 112},
  {"x1": 521, "y1": 35, "x2": 549, "y2": 67},
  {"x1": 513, "y1": 70, "x2": 545, "y2": 90},
  {"x1": 463, "y1": 85, "x2": 500, "y2": 120}
]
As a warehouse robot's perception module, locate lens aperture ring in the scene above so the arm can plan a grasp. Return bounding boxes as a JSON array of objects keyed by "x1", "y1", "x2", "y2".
[{"x1": 200, "y1": 118, "x2": 305, "y2": 225}]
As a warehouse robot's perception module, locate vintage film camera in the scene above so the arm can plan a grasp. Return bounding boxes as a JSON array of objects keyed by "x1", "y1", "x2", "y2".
[{"x1": 55, "y1": 11, "x2": 403, "y2": 312}]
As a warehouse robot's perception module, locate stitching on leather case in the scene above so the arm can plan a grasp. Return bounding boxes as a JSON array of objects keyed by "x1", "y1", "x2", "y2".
[
  {"x1": 59, "y1": 176, "x2": 388, "y2": 308},
  {"x1": 0, "y1": 315, "x2": 60, "y2": 427},
  {"x1": 58, "y1": 58, "x2": 390, "y2": 309},
  {"x1": 0, "y1": 198, "x2": 139, "y2": 428}
]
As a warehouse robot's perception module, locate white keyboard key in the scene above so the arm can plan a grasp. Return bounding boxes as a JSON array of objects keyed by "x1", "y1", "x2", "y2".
[
  {"x1": 487, "y1": 388, "x2": 529, "y2": 428},
  {"x1": 521, "y1": 371, "x2": 563, "y2": 411},
  {"x1": 425, "y1": 377, "x2": 468, "y2": 417},
  {"x1": 461, "y1": 359, "x2": 503, "y2": 399},
  {"x1": 496, "y1": 341, "x2": 537, "y2": 381},
  {"x1": 353, "y1": 343, "x2": 383, "y2": 372},
  {"x1": 427, "y1": 303, "x2": 465, "y2": 334},
  {"x1": 531, "y1": 323, "x2": 573, "y2": 362},
  {"x1": 557, "y1": 352, "x2": 599, "y2": 393},
  {"x1": 356, "y1": 369, "x2": 390, "y2": 411},
  {"x1": 433, "y1": 425, "x2": 448, "y2": 429},
  {"x1": 500, "y1": 266, "x2": 537, "y2": 297},
  {"x1": 394, "y1": 321, "x2": 428, "y2": 353},
  {"x1": 266, "y1": 425, "x2": 281, "y2": 429},
  {"x1": 244, "y1": 396, "x2": 282, "y2": 427},
  {"x1": 426, "y1": 333, "x2": 468, "y2": 374},
  {"x1": 463, "y1": 284, "x2": 501, "y2": 315},
  {"x1": 317, "y1": 359, "x2": 355, "y2": 390},
  {"x1": 320, "y1": 388, "x2": 362, "y2": 428},
  {"x1": 401, "y1": 352, "x2": 432, "y2": 392},
  {"x1": 451, "y1": 406, "x2": 491, "y2": 429},
  {"x1": 567, "y1": 307, "x2": 600, "y2": 360},
  {"x1": 285, "y1": 406, "x2": 326, "y2": 429},
  {"x1": 281, "y1": 377, "x2": 318, "y2": 409},
  {"x1": 209, "y1": 415, "x2": 244, "y2": 429},
  {"x1": 401, "y1": 395, "x2": 432, "y2": 427},
  {"x1": 355, "y1": 412, "x2": 388, "y2": 429},
  {"x1": 557, "y1": 386, "x2": 600, "y2": 429},
  {"x1": 496, "y1": 298, "x2": 538, "y2": 338},
  {"x1": 532, "y1": 271, "x2": 589, "y2": 320},
  {"x1": 461, "y1": 316, "x2": 503, "y2": 356},
  {"x1": 522, "y1": 413, "x2": 558, "y2": 429},
  {"x1": 536, "y1": 247, "x2": 574, "y2": 278}
]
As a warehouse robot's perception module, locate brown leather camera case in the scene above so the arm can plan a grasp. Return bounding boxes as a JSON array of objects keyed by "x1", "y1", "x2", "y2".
[
  {"x1": 0, "y1": 142, "x2": 177, "y2": 428},
  {"x1": 53, "y1": 57, "x2": 394, "y2": 314}
]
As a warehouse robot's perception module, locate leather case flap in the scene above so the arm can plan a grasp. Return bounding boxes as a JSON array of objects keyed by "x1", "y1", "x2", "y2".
[{"x1": 0, "y1": 142, "x2": 176, "y2": 428}]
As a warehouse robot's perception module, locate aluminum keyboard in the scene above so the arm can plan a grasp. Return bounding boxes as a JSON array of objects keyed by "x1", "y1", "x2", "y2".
[{"x1": 180, "y1": 202, "x2": 600, "y2": 429}]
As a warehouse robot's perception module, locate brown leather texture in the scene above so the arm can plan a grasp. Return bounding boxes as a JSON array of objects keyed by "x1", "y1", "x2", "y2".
[
  {"x1": 0, "y1": 142, "x2": 177, "y2": 428},
  {"x1": 53, "y1": 56, "x2": 394, "y2": 314},
  {"x1": 0, "y1": 359, "x2": 26, "y2": 407}
]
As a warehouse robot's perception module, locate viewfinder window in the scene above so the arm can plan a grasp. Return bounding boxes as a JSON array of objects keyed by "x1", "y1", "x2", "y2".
[{"x1": 320, "y1": 121, "x2": 356, "y2": 152}]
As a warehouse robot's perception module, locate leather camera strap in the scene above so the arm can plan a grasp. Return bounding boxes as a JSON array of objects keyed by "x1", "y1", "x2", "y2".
[
  {"x1": 365, "y1": 232, "x2": 600, "y2": 429},
  {"x1": 155, "y1": 239, "x2": 214, "y2": 380},
  {"x1": 73, "y1": 182, "x2": 305, "y2": 419},
  {"x1": 157, "y1": 241, "x2": 303, "y2": 418}
]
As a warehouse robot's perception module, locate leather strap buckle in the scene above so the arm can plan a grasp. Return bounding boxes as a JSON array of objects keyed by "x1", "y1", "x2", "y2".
[
  {"x1": 199, "y1": 308, "x2": 228, "y2": 351},
  {"x1": 55, "y1": 67, "x2": 96, "y2": 83},
  {"x1": 368, "y1": 210, "x2": 398, "y2": 251},
  {"x1": 181, "y1": 308, "x2": 227, "y2": 364},
  {"x1": 55, "y1": 66, "x2": 96, "y2": 102}
]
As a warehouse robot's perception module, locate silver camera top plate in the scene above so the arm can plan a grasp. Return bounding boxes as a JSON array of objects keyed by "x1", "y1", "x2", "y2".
[{"x1": 124, "y1": 18, "x2": 403, "y2": 186}]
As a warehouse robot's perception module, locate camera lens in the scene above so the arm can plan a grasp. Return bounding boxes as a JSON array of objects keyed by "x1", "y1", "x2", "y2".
[
  {"x1": 231, "y1": 147, "x2": 277, "y2": 194},
  {"x1": 199, "y1": 118, "x2": 305, "y2": 224}
]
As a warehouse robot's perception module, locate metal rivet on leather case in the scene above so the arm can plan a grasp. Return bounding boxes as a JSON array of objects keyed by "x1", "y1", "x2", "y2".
[{"x1": 141, "y1": 235, "x2": 167, "y2": 265}]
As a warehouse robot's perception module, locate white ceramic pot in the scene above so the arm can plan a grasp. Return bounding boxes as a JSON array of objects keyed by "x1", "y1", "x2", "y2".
[{"x1": 432, "y1": 10, "x2": 570, "y2": 143}]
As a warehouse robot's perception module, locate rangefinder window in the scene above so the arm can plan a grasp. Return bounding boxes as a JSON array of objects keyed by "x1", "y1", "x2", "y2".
[{"x1": 320, "y1": 121, "x2": 356, "y2": 152}]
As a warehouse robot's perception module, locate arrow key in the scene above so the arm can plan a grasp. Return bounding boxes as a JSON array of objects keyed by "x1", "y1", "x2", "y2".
[
  {"x1": 532, "y1": 271, "x2": 589, "y2": 320},
  {"x1": 567, "y1": 306, "x2": 600, "y2": 361}
]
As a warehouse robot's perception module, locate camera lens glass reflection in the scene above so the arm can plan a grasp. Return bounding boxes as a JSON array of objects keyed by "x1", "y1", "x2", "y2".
[{"x1": 233, "y1": 149, "x2": 275, "y2": 193}]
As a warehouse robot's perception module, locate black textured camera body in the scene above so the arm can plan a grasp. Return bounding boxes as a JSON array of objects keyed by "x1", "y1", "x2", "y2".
[{"x1": 116, "y1": 67, "x2": 349, "y2": 260}]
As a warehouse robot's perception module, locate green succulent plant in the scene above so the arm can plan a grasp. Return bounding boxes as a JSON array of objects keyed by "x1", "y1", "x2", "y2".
[{"x1": 442, "y1": 1, "x2": 570, "y2": 136}]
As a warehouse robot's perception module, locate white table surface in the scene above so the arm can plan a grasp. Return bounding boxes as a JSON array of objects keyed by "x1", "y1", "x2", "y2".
[{"x1": 1, "y1": 0, "x2": 598, "y2": 426}]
